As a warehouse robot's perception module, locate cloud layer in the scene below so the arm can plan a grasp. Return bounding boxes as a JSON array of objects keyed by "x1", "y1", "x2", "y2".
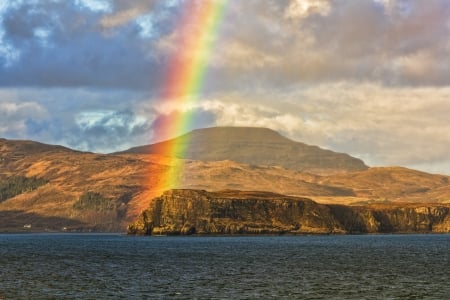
[
  {"x1": 2, "y1": 0, "x2": 450, "y2": 89},
  {"x1": 1, "y1": 0, "x2": 450, "y2": 174}
]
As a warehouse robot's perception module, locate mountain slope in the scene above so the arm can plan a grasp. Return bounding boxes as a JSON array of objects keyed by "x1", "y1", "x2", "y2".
[
  {"x1": 319, "y1": 167, "x2": 450, "y2": 202},
  {"x1": 1, "y1": 129, "x2": 450, "y2": 233},
  {"x1": 118, "y1": 127, "x2": 368, "y2": 174},
  {"x1": 0, "y1": 138, "x2": 154, "y2": 231}
]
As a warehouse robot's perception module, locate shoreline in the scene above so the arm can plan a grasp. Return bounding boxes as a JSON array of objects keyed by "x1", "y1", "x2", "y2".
[{"x1": 2, "y1": 231, "x2": 449, "y2": 236}]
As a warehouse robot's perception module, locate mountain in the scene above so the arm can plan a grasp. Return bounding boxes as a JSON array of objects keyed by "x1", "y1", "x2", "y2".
[
  {"x1": 117, "y1": 127, "x2": 368, "y2": 174},
  {"x1": 1, "y1": 127, "x2": 450, "y2": 233},
  {"x1": 0, "y1": 137, "x2": 77, "y2": 158}
]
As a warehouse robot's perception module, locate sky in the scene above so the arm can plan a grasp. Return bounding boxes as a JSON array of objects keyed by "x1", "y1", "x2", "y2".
[{"x1": 1, "y1": 0, "x2": 450, "y2": 174}]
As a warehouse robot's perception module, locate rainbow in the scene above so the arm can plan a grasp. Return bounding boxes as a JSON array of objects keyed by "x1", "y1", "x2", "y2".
[{"x1": 152, "y1": 0, "x2": 226, "y2": 193}]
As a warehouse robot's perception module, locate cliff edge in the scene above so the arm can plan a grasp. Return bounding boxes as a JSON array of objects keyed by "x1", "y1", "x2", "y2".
[{"x1": 128, "y1": 190, "x2": 450, "y2": 235}]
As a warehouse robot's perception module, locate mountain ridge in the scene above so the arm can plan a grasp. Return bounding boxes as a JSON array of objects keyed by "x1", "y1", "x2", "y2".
[
  {"x1": 1, "y1": 127, "x2": 450, "y2": 232},
  {"x1": 117, "y1": 126, "x2": 368, "y2": 174}
]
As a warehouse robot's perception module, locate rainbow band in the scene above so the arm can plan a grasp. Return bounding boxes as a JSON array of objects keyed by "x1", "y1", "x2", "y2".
[{"x1": 153, "y1": 0, "x2": 226, "y2": 192}]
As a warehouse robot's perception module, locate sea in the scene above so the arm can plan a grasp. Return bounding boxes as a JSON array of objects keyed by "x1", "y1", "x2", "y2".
[{"x1": 0, "y1": 234, "x2": 448, "y2": 299}]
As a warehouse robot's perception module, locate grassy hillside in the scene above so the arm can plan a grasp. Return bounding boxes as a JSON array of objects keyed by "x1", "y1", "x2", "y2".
[
  {"x1": 117, "y1": 127, "x2": 368, "y2": 174},
  {"x1": 1, "y1": 132, "x2": 449, "y2": 232}
]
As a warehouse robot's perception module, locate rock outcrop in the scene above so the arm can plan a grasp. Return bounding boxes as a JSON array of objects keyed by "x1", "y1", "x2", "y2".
[
  {"x1": 128, "y1": 189, "x2": 450, "y2": 235},
  {"x1": 329, "y1": 205, "x2": 450, "y2": 233},
  {"x1": 128, "y1": 190, "x2": 345, "y2": 235}
]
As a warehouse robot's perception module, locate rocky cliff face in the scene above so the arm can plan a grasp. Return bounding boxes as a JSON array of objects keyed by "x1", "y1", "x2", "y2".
[
  {"x1": 329, "y1": 205, "x2": 450, "y2": 233},
  {"x1": 128, "y1": 190, "x2": 450, "y2": 235},
  {"x1": 128, "y1": 190, "x2": 345, "y2": 235}
]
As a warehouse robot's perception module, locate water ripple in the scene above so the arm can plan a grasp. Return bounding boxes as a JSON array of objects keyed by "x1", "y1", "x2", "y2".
[{"x1": 0, "y1": 234, "x2": 449, "y2": 299}]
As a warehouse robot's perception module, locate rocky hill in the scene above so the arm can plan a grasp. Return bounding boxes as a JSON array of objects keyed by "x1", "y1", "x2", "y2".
[
  {"x1": 0, "y1": 138, "x2": 154, "y2": 231},
  {"x1": 1, "y1": 128, "x2": 450, "y2": 233},
  {"x1": 128, "y1": 189, "x2": 450, "y2": 235},
  {"x1": 117, "y1": 127, "x2": 368, "y2": 174}
]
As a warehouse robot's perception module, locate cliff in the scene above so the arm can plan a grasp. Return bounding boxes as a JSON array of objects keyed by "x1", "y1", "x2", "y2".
[
  {"x1": 128, "y1": 190, "x2": 345, "y2": 235},
  {"x1": 128, "y1": 190, "x2": 450, "y2": 235},
  {"x1": 329, "y1": 204, "x2": 450, "y2": 233}
]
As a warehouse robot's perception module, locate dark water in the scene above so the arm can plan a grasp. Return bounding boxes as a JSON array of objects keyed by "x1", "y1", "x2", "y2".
[{"x1": 0, "y1": 234, "x2": 449, "y2": 299}]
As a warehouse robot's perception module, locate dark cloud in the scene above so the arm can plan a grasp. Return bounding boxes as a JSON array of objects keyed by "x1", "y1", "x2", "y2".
[
  {"x1": 0, "y1": 1, "x2": 165, "y2": 90},
  {"x1": 2, "y1": 0, "x2": 450, "y2": 90}
]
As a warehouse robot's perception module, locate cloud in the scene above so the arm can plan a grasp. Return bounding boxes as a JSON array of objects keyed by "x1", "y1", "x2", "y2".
[
  {"x1": 0, "y1": 1, "x2": 163, "y2": 89},
  {"x1": 100, "y1": 1, "x2": 155, "y2": 29},
  {"x1": 70, "y1": 109, "x2": 151, "y2": 152},
  {"x1": 0, "y1": 98, "x2": 48, "y2": 138},
  {"x1": 75, "y1": 0, "x2": 112, "y2": 12},
  {"x1": 198, "y1": 100, "x2": 303, "y2": 136},
  {"x1": 1, "y1": 0, "x2": 450, "y2": 90},
  {"x1": 203, "y1": 0, "x2": 450, "y2": 89},
  {"x1": 284, "y1": 0, "x2": 331, "y2": 19},
  {"x1": 149, "y1": 108, "x2": 216, "y2": 143}
]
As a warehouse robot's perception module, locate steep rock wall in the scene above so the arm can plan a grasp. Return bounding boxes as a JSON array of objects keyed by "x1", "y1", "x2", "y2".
[
  {"x1": 329, "y1": 205, "x2": 450, "y2": 233},
  {"x1": 128, "y1": 190, "x2": 345, "y2": 235},
  {"x1": 128, "y1": 190, "x2": 450, "y2": 235}
]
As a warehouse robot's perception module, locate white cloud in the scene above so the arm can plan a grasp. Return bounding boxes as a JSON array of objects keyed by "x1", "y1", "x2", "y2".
[
  {"x1": 201, "y1": 100, "x2": 303, "y2": 135},
  {"x1": 101, "y1": 6, "x2": 143, "y2": 28},
  {"x1": 75, "y1": 0, "x2": 111, "y2": 12},
  {"x1": 136, "y1": 13, "x2": 156, "y2": 38},
  {"x1": 284, "y1": 0, "x2": 331, "y2": 19},
  {"x1": 0, "y1": 100, "x2": 47, "y2": 136}
]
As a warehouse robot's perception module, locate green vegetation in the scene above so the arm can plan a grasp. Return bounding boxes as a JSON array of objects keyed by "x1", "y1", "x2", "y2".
[
  {"x1": 0, "y1": 176, "x2": 48, "y2": 203},
  {"x1": 73, "y1": 192, "x2": 115, "y2": 212}
]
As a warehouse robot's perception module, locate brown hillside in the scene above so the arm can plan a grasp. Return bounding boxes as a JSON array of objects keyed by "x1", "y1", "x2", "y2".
[
  {"x1": 1, "y1": 131, "x2": 450, "y2": 232},
  {"x1": 317, "y1": 167, "x2": 450, "y2": 203},
  {"x1": 0, "y1": 138, "x2": 155, "y2": 231}
]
